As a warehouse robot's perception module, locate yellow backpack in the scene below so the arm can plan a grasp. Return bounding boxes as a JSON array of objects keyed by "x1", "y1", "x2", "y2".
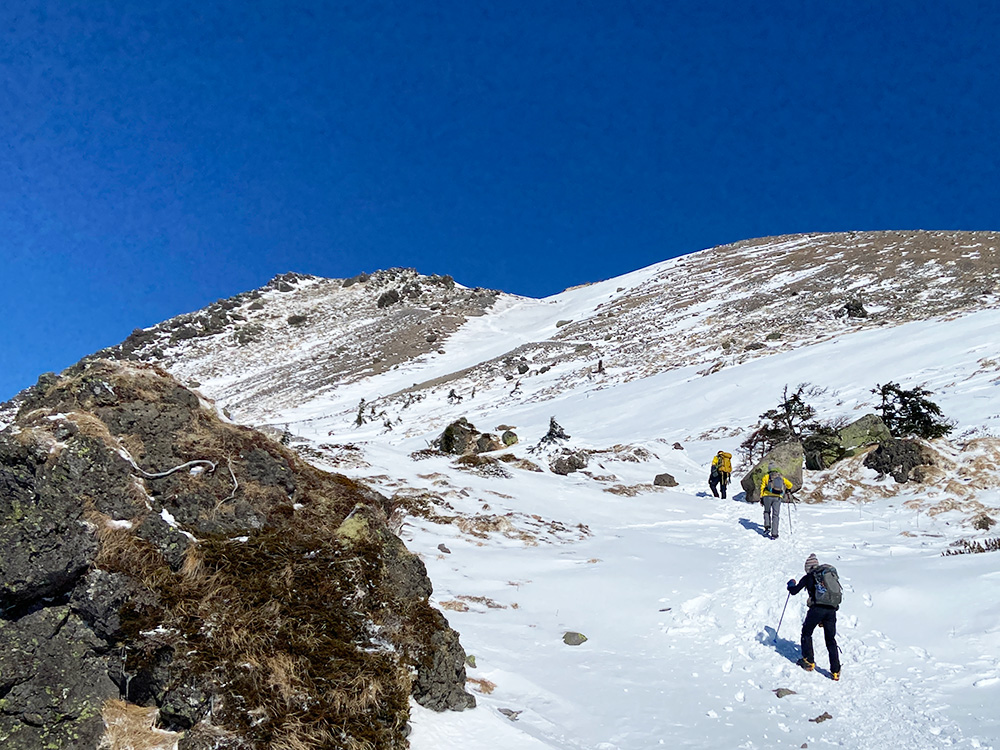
[{"x1": 717, "y1": 452, "x2": 732, "y2": 474}]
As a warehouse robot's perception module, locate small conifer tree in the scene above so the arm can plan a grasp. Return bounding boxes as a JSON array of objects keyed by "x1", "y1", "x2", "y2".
[
  {"x1": 740, "y1": 384, "x2": 829, "y2": 464},
  {"x1": 872, "y1": 382, "x2": 953, "y2": 439}
]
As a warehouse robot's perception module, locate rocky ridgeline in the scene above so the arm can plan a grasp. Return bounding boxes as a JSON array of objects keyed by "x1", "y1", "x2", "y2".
[
  {"x1": 89, "y1": 269, "x2": 503, "y2": 421},
  {"x1": 0, "y1": 360, "x2": 473, "y2": 750},
  {"x1": 54, "y1": 231, "x2": 998, "y2": 433}
]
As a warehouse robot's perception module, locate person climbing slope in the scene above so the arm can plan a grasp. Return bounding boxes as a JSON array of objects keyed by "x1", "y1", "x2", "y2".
[
  {"x1": 759, "y1": 461, "x2": 792, "y2": 539},
  {"x1": 787, "y1": 553, "x2": 843, "y2": 680},
  {"x1": 709, "y1": 450, "x2": 732, "y2": 498}
]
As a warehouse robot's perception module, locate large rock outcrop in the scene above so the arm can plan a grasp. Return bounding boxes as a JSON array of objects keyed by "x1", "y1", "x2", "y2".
[
  {"x1": 804, "y1": 413, "x2": 892, "y2": 470},
  {"x1": 0, "y1": 360, "x2": 473, "y2": 749}
]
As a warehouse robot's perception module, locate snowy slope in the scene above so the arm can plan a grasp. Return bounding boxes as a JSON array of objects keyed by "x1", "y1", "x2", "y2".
[
  {"x1": 269, "y1": 299, "x2": 999, "y2": 748},
  {"x1": 35, "y1": 232, "x2": 1000, "y2": 749}
]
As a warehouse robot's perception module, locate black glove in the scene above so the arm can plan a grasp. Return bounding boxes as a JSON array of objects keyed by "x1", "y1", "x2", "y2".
[{"x1": 786, "y1": 579, "x2": 796, "y2": 591}]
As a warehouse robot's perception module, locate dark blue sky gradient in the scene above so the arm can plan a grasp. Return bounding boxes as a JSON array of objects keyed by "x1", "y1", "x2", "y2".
[{"x1": 2, "y1": 1, "x2": 998, "y2": 399}]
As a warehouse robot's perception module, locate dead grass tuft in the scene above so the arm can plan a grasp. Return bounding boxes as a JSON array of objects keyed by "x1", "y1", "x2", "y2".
[
  {"x1": 466, "y1": 677, "x2": 496, "y2": 694},
  {"x1": 89, "y1": 510, "x2": 166, "y2": 585},
  {"x1": 98, "y1": 699, "x2": 181, "y2": 750}
]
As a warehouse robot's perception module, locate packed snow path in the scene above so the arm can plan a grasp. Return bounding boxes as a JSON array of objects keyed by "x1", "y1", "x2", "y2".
[{"x1": 405, "y1": 476, "x2": 997, "y2": 750}]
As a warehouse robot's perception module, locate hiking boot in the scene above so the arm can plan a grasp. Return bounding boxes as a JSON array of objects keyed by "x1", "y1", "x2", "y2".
[
  {"x1": 796, "y1": 658, "x2": 814, "y2": 671},
  {"x1": 832, "y1": 671, "x2": 840, "y2": 681},
  {"x1": 770, "y1": 533, "x2": 779, "y2": 540},
  {"x1": 763, "y1": 525, "x2": 770, "y2": 533}
]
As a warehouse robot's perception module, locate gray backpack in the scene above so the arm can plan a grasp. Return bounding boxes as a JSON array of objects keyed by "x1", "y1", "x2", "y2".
[
  {"x1": 812, "y1": 565, "x2": 843, "y2": 607},
  {"x1": 766, "y1": 470, "x2": 785, "y2": 495}
]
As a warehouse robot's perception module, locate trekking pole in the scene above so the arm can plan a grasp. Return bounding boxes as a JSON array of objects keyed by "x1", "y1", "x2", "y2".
[
  {"x1": 787, "y1": 494, "x2": 793, "y2": 535},
  {"x1": 774, "y1": 591, "x2": 791, "y2": 643}
]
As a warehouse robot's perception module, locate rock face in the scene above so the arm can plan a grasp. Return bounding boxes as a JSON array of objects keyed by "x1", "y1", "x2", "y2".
[
  {"x1": 0, "y1": 360, "x2": 473, "y2": 749},
  {"x1": 740, "y1": 441, "x2": 805, "y2": 501}
]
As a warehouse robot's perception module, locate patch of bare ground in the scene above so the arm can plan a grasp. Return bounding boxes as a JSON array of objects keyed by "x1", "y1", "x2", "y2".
[
  {"x1": 411, "y1": 448, "x2": 446, "y2": 460},
  {"x1": 389, "y1": 490, "x2": 458, "y2": 525},
  {"x1": 455, "y1": 514, "x2": 536, "y2": 543},
  {"x1": 440, "y1": 595, "x2": 509, "y2": 612},
  {"x1": 582, "y1": 472, "x2": 619, "y2": 482},
  {"x1": 691, "y1": 426, "x2": 746, "y2": 441},
  {"x1": 389, "y1": 483, "x2": 586, "y2": 545},
  {"x1": 307, "y1": 442, "x2": 370, "y2": 469},
  {"x1": 589, "y1": 444, "x2": 658, "y2": 463},
  {"x1": 604, "y1": 483, "x2": 657, "y2": 497},
  {"x1": 454, "y1": 453, "x2": 513, "y2": 478},
  {"x1": 495, "y1": 453, "x2": 544, "y2": 472}
]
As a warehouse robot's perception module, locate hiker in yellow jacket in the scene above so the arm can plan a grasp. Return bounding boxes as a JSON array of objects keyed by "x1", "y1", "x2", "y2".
[
  {"x1": 759, "y1": 462, "x2": 793, "y2": 539},
  {"x1": 709, "y1": 451, "x2": 732, "y2": 498}
]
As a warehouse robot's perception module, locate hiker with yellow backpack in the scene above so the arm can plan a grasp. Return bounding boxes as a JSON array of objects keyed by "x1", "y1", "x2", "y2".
[
  {"x1": 709, "y1": 450, "x2": 732, "y2": 498},
  {"x1": 759, "y1": 462, "x2": 793, "y2": 539}
]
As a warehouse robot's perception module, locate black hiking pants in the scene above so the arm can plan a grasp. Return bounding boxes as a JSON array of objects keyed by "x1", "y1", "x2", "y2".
[
  {"x1": 801, "y1": 605, "x2": 840, "y2": 673},
  {"x1": 709, "y1": 471, "x2": 730, "y2": 498}
]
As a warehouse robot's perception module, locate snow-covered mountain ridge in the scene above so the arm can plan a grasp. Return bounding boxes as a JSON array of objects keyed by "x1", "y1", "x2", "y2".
[{"x1": 94, "y1": 230, "x2": 1000, "y2": 432}]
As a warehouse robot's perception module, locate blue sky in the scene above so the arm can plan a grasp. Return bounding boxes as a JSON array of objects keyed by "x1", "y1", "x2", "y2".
[{"x1": 2, "y1": 0, "x2": 998, "y2": 401}]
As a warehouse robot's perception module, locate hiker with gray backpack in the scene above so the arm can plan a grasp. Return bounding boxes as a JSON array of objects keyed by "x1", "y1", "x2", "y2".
[
  {"x1": 758, "y1": 462, "x2": 792, "y2": 539},
  {"x1": 787, "y1": 553, "x2": 843, "y2": 680}
]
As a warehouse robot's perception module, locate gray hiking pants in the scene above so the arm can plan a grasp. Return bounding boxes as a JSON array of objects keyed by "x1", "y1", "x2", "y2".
[{"x1": 762, "y1": 495, "x2": 782, "y2": 536}]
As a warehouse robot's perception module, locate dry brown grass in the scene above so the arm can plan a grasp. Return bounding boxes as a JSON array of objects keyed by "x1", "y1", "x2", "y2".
[
  {"x1": 98, "y1": 699, "x2": 181, "y2": 750},
  {"x1": 455, "y1": 514, "x2": 519, "y2": 538},
  {"x1": 88, "y1": 510, "x2": 166, "y2": 585},
  {"x1": 466, "y1": 677, "x2": 496, "y2": 694},
  {"x1": 457, "y1": 595, "x2": 507, "y2": 609},
  {"x1": 603, "y1": 483, "x2": 653, "y2": 497}
]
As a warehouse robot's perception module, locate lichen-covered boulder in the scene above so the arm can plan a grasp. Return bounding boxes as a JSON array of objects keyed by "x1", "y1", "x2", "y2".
[
  {"x1": 805, "y1": 413, "x2": 892, "y2": 469},
  {"x1": 740, "y1": 441, "x2": 805, "y2": 501},
  {"x1": 475, "y1": 433, "x2": 504, "y2": 453},
  {"x1": 433, "y1": 417, "x2": 478, "y2": 455}
]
